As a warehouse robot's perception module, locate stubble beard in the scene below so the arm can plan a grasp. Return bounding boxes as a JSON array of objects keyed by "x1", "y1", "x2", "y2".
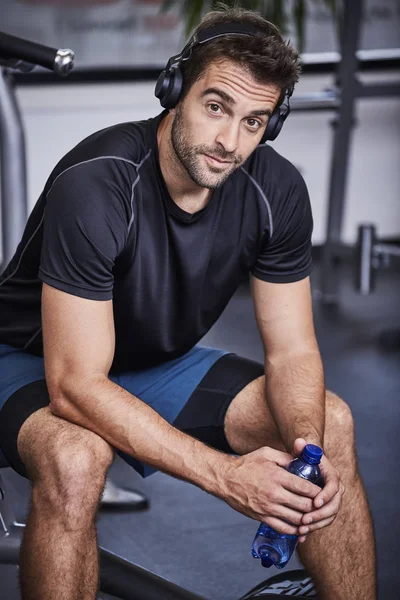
[{"x1": 170, "y1": 104, "x2": 242, "y2": 190}]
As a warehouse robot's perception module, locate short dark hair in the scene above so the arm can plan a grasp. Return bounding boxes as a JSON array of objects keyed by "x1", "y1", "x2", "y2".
[{"x1": 180, "y1": 3, "x2": 301, "y2": 103}]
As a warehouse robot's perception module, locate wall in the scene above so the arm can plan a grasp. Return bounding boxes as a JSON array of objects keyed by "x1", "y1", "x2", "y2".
[{"x1": 4, "y1": 70, "x2": 400, "y2": 255}]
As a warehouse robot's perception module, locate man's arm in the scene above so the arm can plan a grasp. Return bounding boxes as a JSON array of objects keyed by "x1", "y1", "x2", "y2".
[
  {"x1": 250, "y1": 275, "x2": 325, "y2": 452},
  {"x1": 43, "y1": 282, "x2": 324, "y2": 533},
  {"x1": 42, "y1": 283, "x2": 230, "y2": 495}
]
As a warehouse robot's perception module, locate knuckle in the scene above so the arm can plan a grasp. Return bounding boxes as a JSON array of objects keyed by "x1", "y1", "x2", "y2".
[
  {"x1": 268, "y1": 487, "x2": 281, "y2": 503},
  {"x1": 295, "y1": 513, "x2": 304, "y2": 525},
  {"x1": 303, "y1": 499, "x2": 312, "y2": 512}
]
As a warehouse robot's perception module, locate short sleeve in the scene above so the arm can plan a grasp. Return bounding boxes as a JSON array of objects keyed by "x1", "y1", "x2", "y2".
[
  {"x1": 39, "y1": 161, "x2": 131, "y2": 300},
  {"x1": 251, "y1": 168, "x2": 313, "y2": 283}
]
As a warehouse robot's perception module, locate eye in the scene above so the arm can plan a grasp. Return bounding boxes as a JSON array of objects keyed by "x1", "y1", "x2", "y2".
[
  {"x1": 207, "y1": 103, "x2": 223, "y2": 114},
  {"x1": 247, "y1": 118, "x2": 262, "y2": 130}
]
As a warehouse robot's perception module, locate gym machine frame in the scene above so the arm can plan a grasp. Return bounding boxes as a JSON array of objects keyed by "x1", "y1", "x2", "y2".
[
  {"x1": 316, "y1": 0, "x2": 400, "y2": 303},
  {"x1": 0, "y1": 30, "x2": 317, "y2": 600}
]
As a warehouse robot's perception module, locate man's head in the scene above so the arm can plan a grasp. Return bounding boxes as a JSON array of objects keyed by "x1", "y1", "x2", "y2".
[{"x1": 166, "y1": 4, "x2": 301, "y2": 190}]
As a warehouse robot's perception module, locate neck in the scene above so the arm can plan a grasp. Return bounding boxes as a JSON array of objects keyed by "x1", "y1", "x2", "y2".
[{"x1": 157, "y1": 112, "x2": 212, "y2": 213}]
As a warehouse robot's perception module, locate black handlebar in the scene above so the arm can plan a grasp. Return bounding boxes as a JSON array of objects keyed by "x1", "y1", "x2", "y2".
[{"x1": 0, "y1": 31, "x2": 74, "y2": 76}]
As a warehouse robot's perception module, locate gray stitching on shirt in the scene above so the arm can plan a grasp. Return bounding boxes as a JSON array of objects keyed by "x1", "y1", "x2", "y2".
[
  {"x1": 1, "y1": 153, "x2": 153, "y2": 349},
  {"x1": 46, "y1": 155, "x2": 147, "y2": 199},
  {"x1": 240, "y1": 166, "x2": 274, "y2": 237},
  {"x1": 0, "y1": 155, "x2": 147, "y2": 291},
  {"x1": 128, "y1": 149, "x2": 152, "y2": 233},
  {"x1": 0, "y1": 214, "x2": 45, "y2": 289},
  {"x1": 24, "y1": 326, "x2": 42, "y2": 350}
]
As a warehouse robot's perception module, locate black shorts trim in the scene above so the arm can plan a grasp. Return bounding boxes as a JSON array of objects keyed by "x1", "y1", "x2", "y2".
[
  {"x1": 0, "y1": 379, "x2": 50, "y2": 478},
  {"x1": 173, "y1": 353, "x2": 264, "y2": 454}
]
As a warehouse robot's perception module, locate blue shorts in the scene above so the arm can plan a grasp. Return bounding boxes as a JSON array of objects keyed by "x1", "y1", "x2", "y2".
[{"x1": 0, "y1": 344, "x2": 264, "y2": 479}]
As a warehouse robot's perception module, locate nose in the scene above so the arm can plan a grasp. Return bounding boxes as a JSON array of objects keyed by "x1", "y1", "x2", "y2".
[{"x1": 215, "y1": 120, "x2": 240, "y2": 154}]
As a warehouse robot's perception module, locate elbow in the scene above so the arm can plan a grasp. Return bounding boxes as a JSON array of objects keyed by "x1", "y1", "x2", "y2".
[
  {"x1": 47, "y1": 372, "x2": 107, "y2": 418},
  {"x1": 48, "y1": 385, "x2": 72, "y2": 418},
  {"x1": 46, "y1": 375, "x2": 78, "y2": 418}
]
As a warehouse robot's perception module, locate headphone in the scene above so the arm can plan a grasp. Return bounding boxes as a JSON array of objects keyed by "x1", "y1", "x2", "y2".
[{"x1": 155, "y1": 23, "x2": 293, "y2": 143}]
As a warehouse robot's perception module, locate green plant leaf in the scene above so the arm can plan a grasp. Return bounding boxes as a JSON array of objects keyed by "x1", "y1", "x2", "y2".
[
  {"x1": 293, "y1": 0, "x2": 306, "y2": 52},
  {"x1": 161, "y1": 0, "x2": 339, "y2": 49}
]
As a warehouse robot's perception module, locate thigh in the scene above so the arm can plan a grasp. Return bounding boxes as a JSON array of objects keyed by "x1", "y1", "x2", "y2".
[
  {"x1": 223, "y1": 373, "x2": 287, "y2": 455},
  {"x1": 173, "y1": 353, "x2": 265, "y2": 454},
  {"x1": 0, "y1": 379, "x2": 114, "y2": 481}
]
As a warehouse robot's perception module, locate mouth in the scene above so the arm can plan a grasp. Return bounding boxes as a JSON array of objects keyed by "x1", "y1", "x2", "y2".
[{"x1": 204, "y1": 154, "x2": 233, "y2": 167}]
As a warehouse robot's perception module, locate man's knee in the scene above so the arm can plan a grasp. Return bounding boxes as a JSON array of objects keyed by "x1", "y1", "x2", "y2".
[
  {"x1": 325, "y1": 391, "x2": 357, "y2": 469},
  {"x1": 326, "y1": 390, "x2": 355, "y2": 437},
  {"x1": 18, "y1": 407, "x2": 114, "y2": 525}
]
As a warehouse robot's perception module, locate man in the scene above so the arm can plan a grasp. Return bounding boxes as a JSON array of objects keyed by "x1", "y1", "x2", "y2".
[{"x1": 0, "y1": 6, "x2": 377, "y2": 600}]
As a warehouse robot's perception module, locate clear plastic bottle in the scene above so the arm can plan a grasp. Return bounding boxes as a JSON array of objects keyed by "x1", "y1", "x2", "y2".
[{"x1": 251, "y1": 444, "x2": 324, "y2": 569}]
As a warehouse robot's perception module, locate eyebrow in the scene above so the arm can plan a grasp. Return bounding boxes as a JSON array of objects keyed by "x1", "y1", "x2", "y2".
[{"x1": 200, "y1": 87, "x2": 273, "y2": 118}]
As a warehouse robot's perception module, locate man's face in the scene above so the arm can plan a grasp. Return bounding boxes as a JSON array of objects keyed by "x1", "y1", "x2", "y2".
[{"x1": 170, "y1": 59, "x2": 281, "y2": 190}]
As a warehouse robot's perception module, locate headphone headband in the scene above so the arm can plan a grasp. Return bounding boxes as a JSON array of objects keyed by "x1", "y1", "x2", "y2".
[
  {"x1": 155, "y1": 22, "x2": 293, "y2": 142},
  {"x1": 194, "y1": 23, "x2": 265, "y2": 44}
]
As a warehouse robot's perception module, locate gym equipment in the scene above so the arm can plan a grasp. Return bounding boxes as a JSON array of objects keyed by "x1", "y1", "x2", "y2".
[
  {"x1": 318, "y1": 0, "x2": 400, "y2": 304},
  {"x1": 355, "y1": 223, "x2": 400, "y2": 351},
  {"x1": 155, "y1": 23, "x2": 292, "y2": 143},
  {"x1": 0, "y1": 32, "x2": 74, "y2": 267},
  {"x1": 355, "y1": 224, "x2": 400, "y2": 296},
  {"x1": 0, "y1": 30, "x2": 319, "y2": 600}
]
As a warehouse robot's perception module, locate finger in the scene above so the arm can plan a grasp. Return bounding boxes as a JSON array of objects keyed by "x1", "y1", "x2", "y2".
[
  {"x1": 302, "y1": 490, "x2": 341, "y2": 525},
  {"x1": 292, "y1": 437, "x2": 307, "y2": 457},
  {"x1": 282, "y1": 471, "x2": 320, "y2": 499},
  {"x1": 282, "y1": 490, "x2": 314, "y2": 514},
  {"x1": 261, "y1": 446, "x2": 294, "y2": 468},
  {"x1": 274, "y1": 504, "x2": 306, "y2": 527},
  {"x1": 313, "y1": 474, "x2": 341, "y2": 508},
  {"x1": 299, "y1": 515, "x2": 336, "y2": 535},
  {"x1": 264, "y1": 516, "x2": 300, "y2": 536}
]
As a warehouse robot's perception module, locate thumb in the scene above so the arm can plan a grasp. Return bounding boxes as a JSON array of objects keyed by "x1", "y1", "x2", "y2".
[{"x1": 292, "y1": 437, "x2": 307, "y2": 457}]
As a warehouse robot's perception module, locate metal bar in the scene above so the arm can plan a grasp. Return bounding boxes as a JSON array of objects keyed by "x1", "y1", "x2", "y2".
[
  {"x1": 291, "y1": 89, "x2": 340, "y2": 111},
  {"x1": 374, "y1": 243, "x2": 400, "y2": 258},
  {"x1": 0, "y1": 66, "x2": 28, "y2": 267},
  {"x1": 301, "y1": 47, "x2": 400, "y2": 66},
  {"x1": 320, "y1": 0, "x2": 364, "y2": 303},
  {"x1": 358, "y1": 82, "x2": 400, "y2": 98},
  {"x1": 99, "y1": 547, "x2": 207, "y2": 600}
]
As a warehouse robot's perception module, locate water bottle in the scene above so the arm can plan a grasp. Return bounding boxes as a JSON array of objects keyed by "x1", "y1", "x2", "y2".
[{"x1": 251, "y1": 444, "x2": 324, "y2": 569}]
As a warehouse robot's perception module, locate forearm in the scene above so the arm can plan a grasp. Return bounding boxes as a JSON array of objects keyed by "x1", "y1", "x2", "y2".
[
  {"x1": 50, "y1": 375, "x2": 232, "y2": 496},
  {"x1": 265, "y1": 351, "x2": 326, "y2": 452}
]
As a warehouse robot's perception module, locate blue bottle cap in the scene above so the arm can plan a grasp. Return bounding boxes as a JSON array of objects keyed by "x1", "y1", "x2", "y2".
[{"x1": 302, "y1": 444, "x2": 323, "y2": 464}]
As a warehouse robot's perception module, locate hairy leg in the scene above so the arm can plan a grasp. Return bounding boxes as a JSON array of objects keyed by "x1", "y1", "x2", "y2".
[
  {"x1": 17, "y1": 406, "x2": 114, "y2": 600},
  {"x1": 224, "y1": 377, "x2": 377, "y2": 600}
]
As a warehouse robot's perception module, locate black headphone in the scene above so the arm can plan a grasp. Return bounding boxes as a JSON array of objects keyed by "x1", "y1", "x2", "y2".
[{"x1": 155, "y1": 23, "x2": 293, "y2": 143}]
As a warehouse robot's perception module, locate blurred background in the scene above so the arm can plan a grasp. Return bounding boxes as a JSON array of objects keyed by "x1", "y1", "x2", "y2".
[{"x1": 0, "y1": 1, "x2": 399, "y2": 599}]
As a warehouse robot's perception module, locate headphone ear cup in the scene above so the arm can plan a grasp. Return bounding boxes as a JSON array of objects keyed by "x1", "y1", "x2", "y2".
[
  {"x1": 166, "y1": 67, "x2": 183, "y2": 109},
  {"x1": 155, "y1": 70, "x2": 169, "y2": 106},
  {"x1": 262, "y1": 110, "x2": 283, "y2": 143},
  {"x1": 155, "y1": 67, "x2": 183, "y2": 109}
]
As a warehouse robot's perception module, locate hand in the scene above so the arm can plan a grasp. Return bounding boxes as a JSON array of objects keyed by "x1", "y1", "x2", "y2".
[
  {"x1": 292, "y1": 438, "x2": 345, "y2": 543},
  {"x1": 221, "y1": 446, "x2": 321, "y2": 536}
]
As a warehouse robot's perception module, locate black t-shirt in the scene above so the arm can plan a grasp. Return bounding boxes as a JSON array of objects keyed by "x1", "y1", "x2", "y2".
[{"x1": 0, "y1": 110, "x2": 313, "y2": 372}]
